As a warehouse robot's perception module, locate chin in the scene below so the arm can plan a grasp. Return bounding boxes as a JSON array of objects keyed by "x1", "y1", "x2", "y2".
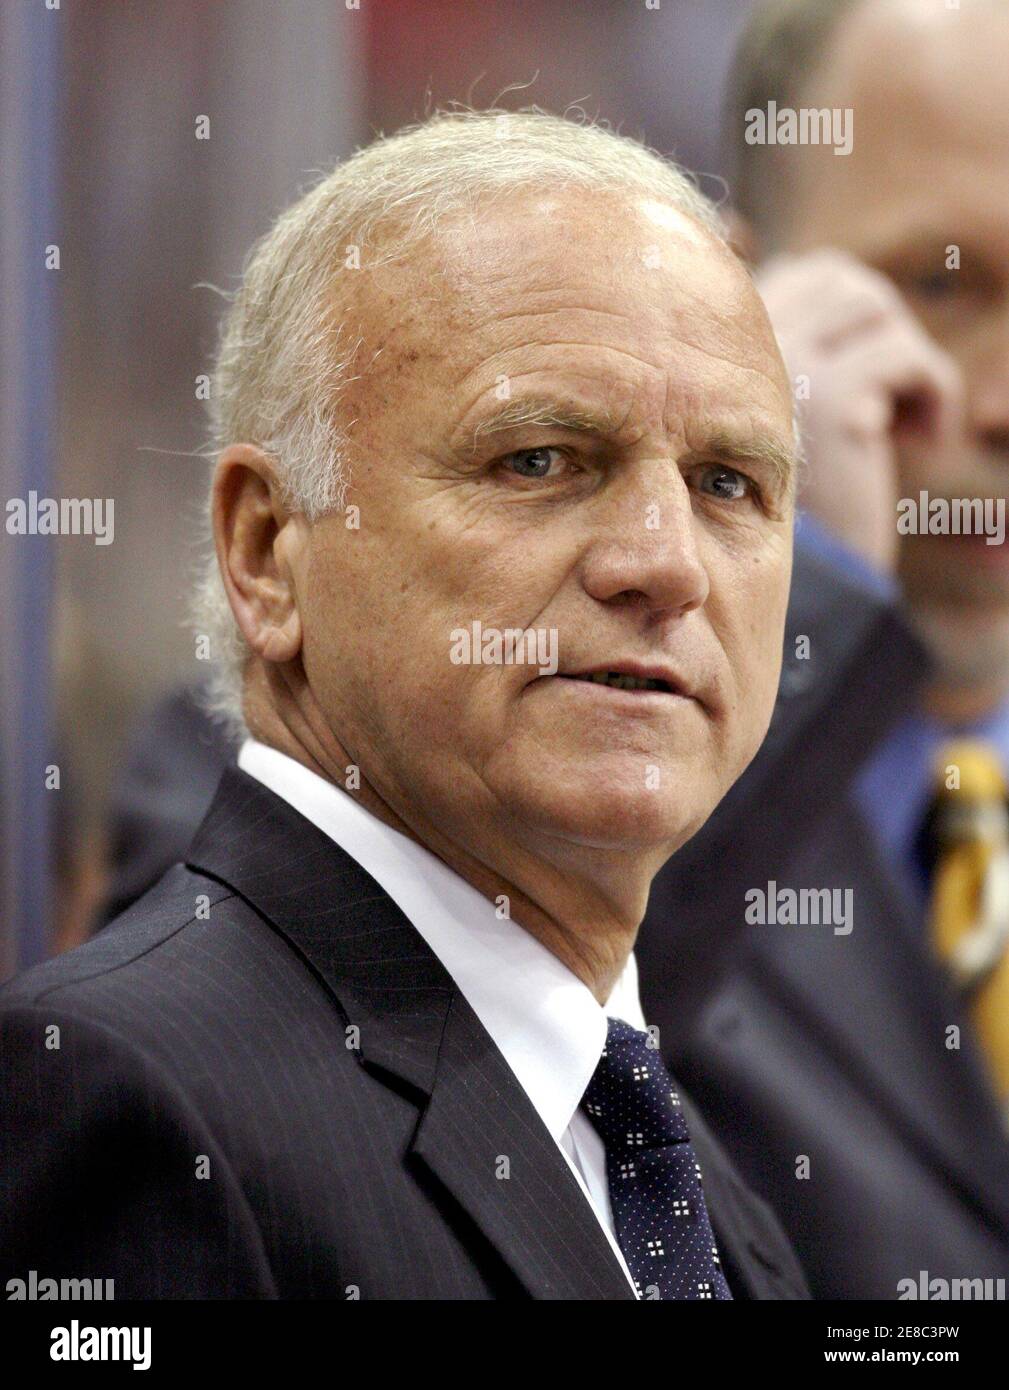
[
  {"x1": 507, "y1": 768, "x2": 715, "y2": 855},
  {"x1": 906, "y1": 601, "x2": 1009, "y2": 688}
]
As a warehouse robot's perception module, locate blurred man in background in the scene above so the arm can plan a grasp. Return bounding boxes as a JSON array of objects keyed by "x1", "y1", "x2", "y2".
[{"x1": 640, "y1": 0, "x2": 1009, "y2": 1298}]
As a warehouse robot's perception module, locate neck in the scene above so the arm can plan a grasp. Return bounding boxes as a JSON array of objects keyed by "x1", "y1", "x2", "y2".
[{"x1": 243, "y1": 665, "x2": 655, "y2": 1005}]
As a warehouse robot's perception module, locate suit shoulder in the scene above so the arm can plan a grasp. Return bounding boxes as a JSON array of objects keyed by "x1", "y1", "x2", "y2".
[
  {"x1": 0, "y1": 863, "x2": 345, "y2": 1108},
  {"x1": 0, "y1": 877, "x2": 279, "y2": 1297},
  {"x1": 0, "y1": 863, "x2": 237, "y2": 1015}
]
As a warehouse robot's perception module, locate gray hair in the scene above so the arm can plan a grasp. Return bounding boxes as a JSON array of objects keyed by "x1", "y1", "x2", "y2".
[
  {"x1": 724, "y1": 0, "x2": 865, "y2": 241},
  {"x1": 192, "y1": 106, "x2": 728, "y2": 740}
]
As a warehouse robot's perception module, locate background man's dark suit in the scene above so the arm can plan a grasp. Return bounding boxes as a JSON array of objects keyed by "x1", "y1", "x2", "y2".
[
  {"x1": 85, "y1": 542, "x2": 1009, "y2": 1297},
  {"x1": 1, "y1": 767, "x2": 807, "y2": 1299},
  {"x1": 639, "y1": 547, "x2": 1009, "y2": 1299}
]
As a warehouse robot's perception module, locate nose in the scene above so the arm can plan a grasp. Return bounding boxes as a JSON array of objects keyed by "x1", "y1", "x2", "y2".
[{"x1": 580, "y1": 466, "x2": 709, "y2": 617}]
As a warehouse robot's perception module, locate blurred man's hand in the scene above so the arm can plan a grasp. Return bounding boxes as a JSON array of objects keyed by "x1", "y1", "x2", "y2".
[{"x1": 756, "y1": 250, "x2": 965, "y2": 575}]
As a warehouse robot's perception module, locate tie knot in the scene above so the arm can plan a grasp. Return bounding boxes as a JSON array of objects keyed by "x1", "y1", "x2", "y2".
[{"x1": 581, "y1": 1017, "x2": 691, "y2": 1153}]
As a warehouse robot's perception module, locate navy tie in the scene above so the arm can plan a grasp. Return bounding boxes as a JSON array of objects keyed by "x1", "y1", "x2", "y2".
[{"x1": 581, "y1": 1017, "x2": 733, "y2": 1300}]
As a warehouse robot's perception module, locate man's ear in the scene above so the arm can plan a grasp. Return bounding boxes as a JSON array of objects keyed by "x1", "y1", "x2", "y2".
[
  {"x1": 719, "y1": 207, "x2": 760, "y2": 268},
  {"x1": 212, "y1": 445, "x2": 307, "y2": 664}
]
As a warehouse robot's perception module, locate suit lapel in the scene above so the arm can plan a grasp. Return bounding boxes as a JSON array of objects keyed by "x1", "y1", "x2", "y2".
[
  {"x1": 411, "y1": 990, "x2": 635, "y2": 1299},
  {"x1": 186, "y1": 766, "x2": 634, "y2": 1300}
]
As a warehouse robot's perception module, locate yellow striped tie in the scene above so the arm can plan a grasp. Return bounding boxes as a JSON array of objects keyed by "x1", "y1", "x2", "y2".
[{"x1": 928, "y1": 741, "x2": 1009, "y2": 1108}]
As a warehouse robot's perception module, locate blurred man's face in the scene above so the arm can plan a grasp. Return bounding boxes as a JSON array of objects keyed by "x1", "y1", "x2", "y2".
[
  {"x1": 778, "y1": 0, "x2": 1009, "y2": 685},
  {"x1": 296, "y1": 189, "x2": 795, "y2": 876}
]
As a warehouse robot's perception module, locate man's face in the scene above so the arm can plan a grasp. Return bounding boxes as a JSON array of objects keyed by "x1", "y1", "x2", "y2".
[
  {"x1": 779, "y1": 0, "x2": 1009, "y2": 676},
  {"x1": 297, "y1": 189, "x2": 795, "y2": 870}
]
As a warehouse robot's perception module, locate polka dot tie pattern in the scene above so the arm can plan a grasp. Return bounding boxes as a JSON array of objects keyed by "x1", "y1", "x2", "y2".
[{"x1": 581, "y1": 1017, "x2": 733, "y2": 1300}]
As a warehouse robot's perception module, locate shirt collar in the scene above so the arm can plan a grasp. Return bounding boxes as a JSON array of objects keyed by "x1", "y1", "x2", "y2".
[{"x1": 236, "y1": 738, "x2": 647, "y2": 1143}]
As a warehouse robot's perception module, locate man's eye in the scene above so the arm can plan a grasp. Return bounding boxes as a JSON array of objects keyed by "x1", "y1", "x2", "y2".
[
  {"x1": 696, "y1": 466, "x2": 751, "y2": 501},
  {"x1": 907, "y1": 271, "x2": 957, "y2": 300},
  {"x1": 501, "y1": 446, "x2": 567, "y2": 479}
]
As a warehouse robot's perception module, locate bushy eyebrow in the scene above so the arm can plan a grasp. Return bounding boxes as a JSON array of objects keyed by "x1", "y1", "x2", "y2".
[
  {"x1": 693, "y1": 429, "x2": 799, "y2": 492},
  {"x1": 455, "y1": 394, "x2": 799, "y2": 490},
  {"x1": 456, "y1": 395, "x2": 625, "y2": 455}
]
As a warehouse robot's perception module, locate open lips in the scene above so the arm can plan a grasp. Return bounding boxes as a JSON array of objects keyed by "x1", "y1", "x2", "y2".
[
  {"x1": 554, "y1": 661, "x2": 693, "y2": 696},
  {"x1": 565, "y1": 671, "x2": 674, "y2": 693}
]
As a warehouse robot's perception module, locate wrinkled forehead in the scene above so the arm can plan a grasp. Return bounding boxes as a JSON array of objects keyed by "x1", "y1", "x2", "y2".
[{"x1": 344, "y1": 189, "x2": 792, "y2": 423}]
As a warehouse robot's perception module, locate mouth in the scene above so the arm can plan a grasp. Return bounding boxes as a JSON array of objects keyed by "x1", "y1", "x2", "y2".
[
  {"x1": 564, "y1": 670, "x2": 676, "y2": 693},
  {"x1": 944, "y1": 531, "x2": 1007, "y2": 549},
  {"x1": 552, "y1": 662, "x2": 692, "y2": 698},
  {"x1": 929, "y1": 531, "x2": 1009, "y2": 570}
]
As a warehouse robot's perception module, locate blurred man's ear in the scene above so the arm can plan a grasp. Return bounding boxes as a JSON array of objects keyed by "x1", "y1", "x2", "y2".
[{"x1": 719, "y1": 207, "x2": 759, "y2": 268}]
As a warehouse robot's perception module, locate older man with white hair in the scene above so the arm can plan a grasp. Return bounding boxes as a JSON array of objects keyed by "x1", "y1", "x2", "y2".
[{"x1": 0, "y1": 110, "x2": 806, "y2": 1300}]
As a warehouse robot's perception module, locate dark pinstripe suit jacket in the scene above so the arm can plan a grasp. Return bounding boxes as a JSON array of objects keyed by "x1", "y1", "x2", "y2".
[{"x1": 0, "y1": 767, "x2": 808, "y2": 1299}]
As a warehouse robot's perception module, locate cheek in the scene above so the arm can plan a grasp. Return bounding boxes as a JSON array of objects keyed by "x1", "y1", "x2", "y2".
[
  {"x1": 895, "y1": 428, "x2": 971, "y2": 492},
  {"x1": 302, "y1": 521, "x2": 573, "y2": 740},
  {"x1": 717, "y1": 555, "x2": 790, "y2": 728}
]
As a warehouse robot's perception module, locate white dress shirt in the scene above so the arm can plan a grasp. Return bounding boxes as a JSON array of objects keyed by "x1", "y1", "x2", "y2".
[{"x1": 237, "y1": 737, "x2": 645, "y2": 1296}]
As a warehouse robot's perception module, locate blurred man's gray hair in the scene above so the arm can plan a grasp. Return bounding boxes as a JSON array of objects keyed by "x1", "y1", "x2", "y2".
[{"x1": 725, "y1": 0, "x2": 865, "y2": 242}]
